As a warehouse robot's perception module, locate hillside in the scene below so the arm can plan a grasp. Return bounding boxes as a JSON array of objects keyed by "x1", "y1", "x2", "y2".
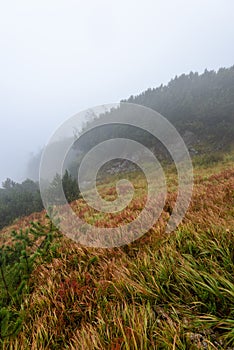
[
  {"x1": 1, "y1": 66, "x2": 233, "y2": 233},
  {"x1": 0, "y1": 65, "x2": 234, "y2": 349},
  {"x1": 25, "y1": 66, "x2": 234, "y2": 183},
  {"x1": 0, "y1": 157, "x2": 233, "y2": 349},
  {"x1": 65, "y1": 66, "x2": 234, "y2": 179},
  {"x1": 123, "y1": 66, "x2": 234, "y2": 153}
]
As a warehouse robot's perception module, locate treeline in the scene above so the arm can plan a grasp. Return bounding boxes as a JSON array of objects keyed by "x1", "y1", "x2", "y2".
[
  {"x1": 2, "y1": 65, "x2": 233, "y2": 230},
  {"x1": 0, "y1": 179, "x2": 43, "y2": 230},
  {"x1": 0, "y1": 171, "x2": 80, "y2": 230},
  {"x1": 27, "y1": 65, "x2": 234, "y2": 180},
  {"x1": 74, "y1": 66, "x2": 234, "y2": 154},
  {"x1": 43, "y1": 170, "x2": 80, "y2": 204},
  {"x1": 123, "y1": 66, "x2": 234, "y2": 151}
]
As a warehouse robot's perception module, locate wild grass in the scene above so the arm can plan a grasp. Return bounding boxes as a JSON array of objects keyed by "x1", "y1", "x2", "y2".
[{"x1": 0, "y1": 159, "x2": 233, "y2": 349}]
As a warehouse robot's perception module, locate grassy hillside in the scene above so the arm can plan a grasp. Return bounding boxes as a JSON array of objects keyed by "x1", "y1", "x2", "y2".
[{"x1": 0, "y1": 154, "x2": 233, "y2": 349}]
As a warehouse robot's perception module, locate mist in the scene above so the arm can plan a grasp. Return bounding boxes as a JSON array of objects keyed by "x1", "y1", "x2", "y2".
[{"x1": 0, "y1": 0, "x2": 234, "y2": 186}]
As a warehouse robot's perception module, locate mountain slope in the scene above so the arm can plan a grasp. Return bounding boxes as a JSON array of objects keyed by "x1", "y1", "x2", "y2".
[
  {"x1": 122, "y1": 66, "x2": 234, "y2": 153},
  {"x1": 0, "y1": 160, "x2": 233, "y2": 349}
]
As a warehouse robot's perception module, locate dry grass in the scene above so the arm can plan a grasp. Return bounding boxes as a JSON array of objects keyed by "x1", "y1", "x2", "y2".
[{"x1": 0, "y1": 159, "x2": 234, "y2": 349}]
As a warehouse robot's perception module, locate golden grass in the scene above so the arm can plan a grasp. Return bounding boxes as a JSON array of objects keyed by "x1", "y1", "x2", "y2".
[{"x1": 0, "y1": 159, "x2": 233, "y2": 349}]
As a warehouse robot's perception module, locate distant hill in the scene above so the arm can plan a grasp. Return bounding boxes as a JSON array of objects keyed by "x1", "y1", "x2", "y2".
[
  {"x1": 121, "y1": 66, "x2": 234, "y2": 153},
  {"x1": 27, "y1": 65, "x2": 234, "y2": 180},
  {"x1": 67, "y1": 66, "x2": 234, "y2": 177}
]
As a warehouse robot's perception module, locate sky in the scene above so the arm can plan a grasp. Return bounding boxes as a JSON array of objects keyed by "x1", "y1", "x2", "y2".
[{"x1": 0, "y1": 0, "x2": 234, "y2": 184}]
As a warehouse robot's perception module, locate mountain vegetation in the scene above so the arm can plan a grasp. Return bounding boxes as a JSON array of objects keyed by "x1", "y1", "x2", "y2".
[
  {"x1": 0, "y1": 172, "x2": 79, "y2": 230},
  {"x1": 0, "y1": 179, "x2": 43, "y2": 230},
  {"x1": 0, "y1": 65, "x2": 234, "y2": 349},
  {"x1": 26, "y1": 66, "x2": 234, "y2": 182},
  {"x1": 0, "y1": 156, "x2": 233, "y2": 349},
  {"x1": 123, "y1": 66, "x2": 234, "y2": 153},
  {"x1": 67, "y1": 66, "x2": 234, "y2": 176}
]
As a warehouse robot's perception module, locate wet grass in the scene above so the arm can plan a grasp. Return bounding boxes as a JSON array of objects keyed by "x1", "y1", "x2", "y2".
[{"x1": 0, "y1": 158, "x2": 233, "y2": 349}]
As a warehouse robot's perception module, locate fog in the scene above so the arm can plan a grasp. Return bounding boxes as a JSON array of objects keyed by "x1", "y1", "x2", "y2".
[{"x1": 0, "y1": 0, "x2": 234, "y2": 185}]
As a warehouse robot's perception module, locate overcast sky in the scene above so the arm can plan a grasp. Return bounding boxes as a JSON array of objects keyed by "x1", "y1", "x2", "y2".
[{"x1": 0, "y1": 0, "x2": 234, "y2": 184}]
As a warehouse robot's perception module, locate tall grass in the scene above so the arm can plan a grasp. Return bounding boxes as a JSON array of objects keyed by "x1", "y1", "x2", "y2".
[{"x1": 0, "y1": 165, "x2": 233, "y2": 349}]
